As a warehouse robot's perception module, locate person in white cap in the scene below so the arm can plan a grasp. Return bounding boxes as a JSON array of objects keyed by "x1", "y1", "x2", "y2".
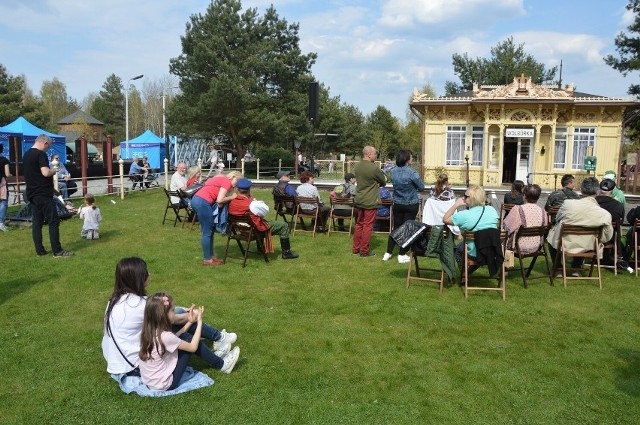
[
  {"x1": 602, "y1": 170, "x2": 626, "y2": 206},
  {"x1": 229, "y1": 178, "x2": 299, "y2": 259}
]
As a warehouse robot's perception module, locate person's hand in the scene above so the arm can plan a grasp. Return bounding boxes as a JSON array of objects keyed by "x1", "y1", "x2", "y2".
[
  {"x1": 197, "y1": 307, "x2": 204, "y2": 324},
  {"x1": 454, "y1": 197, "x2": 466, "y2": 208}
]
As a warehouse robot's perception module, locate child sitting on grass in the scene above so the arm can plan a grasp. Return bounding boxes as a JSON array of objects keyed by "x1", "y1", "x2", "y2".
[{"x1": 78, "y1": 193, "x2": 101, "y2": 239}]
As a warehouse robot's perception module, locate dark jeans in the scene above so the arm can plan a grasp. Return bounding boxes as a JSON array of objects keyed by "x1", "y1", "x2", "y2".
[
  {"x1": 169, "y1": 350, "x2": 192, "y2": 390},
  {"x1": 168, "y1": 327, "x2": 224, "y2": 384},
  {"x1": 30, "y1": 195, "x2": 62, "y2": 255},
  {"x1": 386, "y1": 203, "x2": 420, "y2": 255}
]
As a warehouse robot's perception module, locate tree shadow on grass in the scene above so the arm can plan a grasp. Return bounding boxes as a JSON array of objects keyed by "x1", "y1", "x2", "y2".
[
  {"x1": 0, "y1": 276, "x2": 42, "y2": 306},
  {"x1": 615, "y1": 349, "x2": 640, "y2": 397}
]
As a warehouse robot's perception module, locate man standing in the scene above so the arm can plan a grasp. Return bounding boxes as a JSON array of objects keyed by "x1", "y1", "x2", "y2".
[
  {"x1": 170, "y1": 162, "x2": 188, "y2": 206},
  {"x1": 23, "y1": 134, "x2": 72, "y2": 257},
  {"x1": 352, "y1": 146, "x2": 386, "y2": 257},
  {"x1": 547, "y1": 177, "x2": 612, "y2": 273}
]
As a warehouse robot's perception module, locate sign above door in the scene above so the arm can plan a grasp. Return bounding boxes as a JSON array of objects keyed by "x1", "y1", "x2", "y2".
[{"x1": 505, "y1": 128, "x2": 534, "y2": 138}]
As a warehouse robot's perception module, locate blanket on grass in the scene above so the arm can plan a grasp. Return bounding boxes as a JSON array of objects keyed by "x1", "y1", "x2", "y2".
[{"x1": 111, "y1": 366, "x2": 214, "y2": 397}]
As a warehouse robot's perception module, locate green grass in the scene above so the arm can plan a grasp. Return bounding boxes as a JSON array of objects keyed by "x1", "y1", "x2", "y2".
[{"x1": 1, "y1": 189, "x2": 640, "y2": 424}]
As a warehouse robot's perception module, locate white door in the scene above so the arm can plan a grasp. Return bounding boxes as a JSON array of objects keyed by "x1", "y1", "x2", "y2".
[{"x1": 515, "y1": 139, "x2": 531, "y2": 183}]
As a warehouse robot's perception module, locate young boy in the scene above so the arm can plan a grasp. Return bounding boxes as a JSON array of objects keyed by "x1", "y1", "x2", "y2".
[{"x1": 228, "y1": 178, "x2": 299, "y2": 259}]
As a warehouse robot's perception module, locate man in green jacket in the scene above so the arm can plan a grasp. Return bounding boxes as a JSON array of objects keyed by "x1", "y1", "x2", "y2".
[{"x1": 352, "y1": 145, "x2": 386, "y2": 257}]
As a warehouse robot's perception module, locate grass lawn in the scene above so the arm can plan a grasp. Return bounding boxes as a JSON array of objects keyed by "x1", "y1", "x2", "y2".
[{"x1": 1, "y1": 188, "x2": 639, "y2": 424}]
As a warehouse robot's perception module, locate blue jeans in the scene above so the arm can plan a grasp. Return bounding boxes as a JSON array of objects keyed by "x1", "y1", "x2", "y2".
[
  {"x1": 0, "y1": 198, "x2": 7, "y2": 222},
  {"x1": 191, "y1": 196, "x2": 215, "y2": 260}
]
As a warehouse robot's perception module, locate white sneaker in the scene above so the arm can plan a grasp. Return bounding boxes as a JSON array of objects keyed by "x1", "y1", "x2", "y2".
[
  {"x1": 220, "y1": 346, "x2": 240, "y2": 374},
  {"x1": 397, "y1": 254, "x2": 411, "y2": 264},
  {"x1": 382, "y1": 252, "x2": 392, "y2": 261},
  {"x1": 0, "y1": 223, "x2": 7, "y2": 232},
  {"x1": 213, "y1": 340, "x2": 231, "y2": 358},
  {"x1": 214, "y1": 329, "x2": 237, "y2": 347}
]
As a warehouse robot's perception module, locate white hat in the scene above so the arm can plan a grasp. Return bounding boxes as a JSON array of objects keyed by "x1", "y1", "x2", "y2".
[{"x1": 249, "y1": 200, "x2": 269, "y2": 217}]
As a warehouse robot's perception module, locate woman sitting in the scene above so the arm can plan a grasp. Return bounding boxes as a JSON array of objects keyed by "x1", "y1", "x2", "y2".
[
  {"x1": 430, "y1": 173, "x2": 455, "y2": 201},
  {"x1": 503, "y1": 184, "x2": 547, "y2": 255},
  {"x1": 296, "y1": 171, "x2": 330, "y2": 231},
  {"x1": 503, "y1": 180, "x2": 525, "y2": 205}
]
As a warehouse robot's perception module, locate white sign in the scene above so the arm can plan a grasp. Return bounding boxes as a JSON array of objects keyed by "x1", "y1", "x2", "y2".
[{"x1": 506, "y1": 128, "x2": 534, "y2": 138}]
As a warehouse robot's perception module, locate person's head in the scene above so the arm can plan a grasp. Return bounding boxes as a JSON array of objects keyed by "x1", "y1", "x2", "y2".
[
  {"x1": 464, "y1": 184, "x2": 485, "y2": 207},
  {"x1": 561, "y1": 174, "x2": 575, "y2": 189},
  {"x1": 51, "y1": 153, "x2": 61, "y2": 163},
  {"x1": 35, "y1": 134, "x2": 52, "y2": 151},
  {"x1": 581, "y1": 177, "x2": 599, "y2": 196},
  {"x1": 139, "y1": 292, "x2": 174, "y2": 361},
  {"x1": 344, "y1": 173, "x2": 356, "y2": 184},
  {"x1": 599, "y1": 178, "x2": 616, "y2": 196},
  {"x1": 105, "y1": 257, "x2": 149, "y2": 332},
  {"x1": 84, "y1": 193, "x2": 96, "y2": 208},
  {"x1": 395, "y1": 149, "x2": 412, "y2": 167},
  {"x1": 142, "y1": 156, "x2": 148, "y2": 163},
  {"x1": 435, "y1": 173, "x2": 449, "y2": 194},
  {"x1": 176, "y1": 162, "x2": 187, "y2": 176},
  {"x1": 511, "y1": 180, "x2": 525, "y2": 195},
  {"x1": 523, "y1": 184, "x2": 542, "y2": 203},
  {"x1": 362, "y1": 146, "x2": 377, "y2": 162},
  {"x1": 299, "y1": 171, "x2": 314, "y2": 183},
  {"x1": 187, "y1": 165, "x2": 201, "y2": 180},
  {"x1": 226, "y1": 170, "x2": 243, "y2": 187},
  {"x1": 276, "y1": 170, "x2": 291, "y2": 181},
  {"x1": 603, "y1": 170, "x2": 617, "y2": 181},
  {"x1": 236, "y1": 178, "x2": 252, "y2": 195}
]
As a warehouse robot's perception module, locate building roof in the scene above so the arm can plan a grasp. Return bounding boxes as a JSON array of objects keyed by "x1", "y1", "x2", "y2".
[
  {"x1": 57, "y1": 110, "x2": 104, "y2": 125},
  {"x1": 411, "y1": 75, "x2": 638, "y2": 107}
]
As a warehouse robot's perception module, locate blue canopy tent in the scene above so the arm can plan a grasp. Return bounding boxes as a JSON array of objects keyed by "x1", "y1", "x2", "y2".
[
  {"x1": 0, "y1": 116, "x2": 66, "y2": 161},
  {"x1": 121, "y1": 130, "x2": 166, "y2": 169}
]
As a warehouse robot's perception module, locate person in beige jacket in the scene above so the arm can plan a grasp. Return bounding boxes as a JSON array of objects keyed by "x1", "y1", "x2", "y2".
[{"x1": 547, "y1": 177, "x2": 613, "y2": 271}]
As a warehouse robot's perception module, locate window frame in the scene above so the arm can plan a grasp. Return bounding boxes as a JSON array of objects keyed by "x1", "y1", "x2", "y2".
[
  {"x1": 571, "y1": 127, "x2": 596, "y2": 170},
  {"x1": 445, "y1": 125, "x2": 466, "y2": 166}
]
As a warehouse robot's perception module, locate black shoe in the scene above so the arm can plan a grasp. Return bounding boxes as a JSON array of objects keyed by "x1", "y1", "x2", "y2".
[
  {"x1": 37, "y1": 249, "x2": 49, "y2": 257},
  {"x1": 282, "y1": 250, "x2": 299, "y2": 259},
  {"x1": 360, "y1": 252, "x2": 376, "y2": 258}
]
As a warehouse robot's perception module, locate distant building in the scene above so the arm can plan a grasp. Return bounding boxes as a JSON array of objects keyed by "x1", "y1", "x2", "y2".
[
  {"x1": 58, "y1": 110, "x2": 105, "y2": 161},
  {"x1": 410, "y1": 75, "x2": 638, "y2": 189}
]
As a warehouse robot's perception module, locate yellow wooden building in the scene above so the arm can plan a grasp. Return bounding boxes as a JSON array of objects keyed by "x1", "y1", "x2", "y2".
[{"x1": 410, "y1": 75, "x2": 638, "y2": 189}]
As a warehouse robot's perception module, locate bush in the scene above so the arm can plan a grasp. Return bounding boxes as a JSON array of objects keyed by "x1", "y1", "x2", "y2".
[{"x1": 254, "y1": 146, "x2": 295, "y2": 168}]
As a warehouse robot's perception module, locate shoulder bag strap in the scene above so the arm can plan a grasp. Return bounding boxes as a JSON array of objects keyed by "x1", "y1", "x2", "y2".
[
  {"x1": 106, "y1": 318, "x2": 137, "y2": 369},
  {"x1": 469, "y1": 207, "x2": 485, "y2": 232}
]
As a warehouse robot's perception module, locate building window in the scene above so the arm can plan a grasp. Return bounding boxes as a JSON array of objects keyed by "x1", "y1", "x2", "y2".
[
  {"x1": 554, "y1": 127, "x2": 567, "y2": 169},
  {"x1": 445, "y1": 125, "x2": 466, "y2": 166},
  {"x1": 471, "y1": 126, "x2": 484, "y2": 166},
  {"x1": 571, "y1": 127, "x2": 596, "y2": 169}
]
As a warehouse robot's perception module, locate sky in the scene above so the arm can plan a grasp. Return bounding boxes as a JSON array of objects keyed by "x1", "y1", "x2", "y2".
[{"x1": 0, "y1": 0, "x2": 636, "y2": 121}]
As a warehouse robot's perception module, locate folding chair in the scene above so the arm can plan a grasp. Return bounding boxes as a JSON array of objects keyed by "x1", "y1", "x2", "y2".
[
  {"x1": 635, "y1": 219, "x2": 640, "y2": 277},
  {"x1": 374, "y1": 198, "x2": 393, "y2": 234},
  {"x1": 273, "y1": 194, "x2": 295, "y2": 224},
  {"x1": 406, "y1": 226, "x2": 445, "y2": 293},
  {"x1": 328, "y1": 197, "x2": 354, "y2": 236},
  {"x1": 461, "y1": 229, "x2": 508, "y2": 300},
  {"x1": 223, "y1": 214, "x2": 270, "y2": 267},
  {"x1": 162, "y1": 188, "x2": 187, "y2": 226},
  {"x1": 552, "y1": 224, "x2": 604, "y2": 289},
  {"x1": 178, "y1": 190, "x2": 198, "y2": 231},
  {"x1": 293, "y1": 196, "x2": 321, "y2": 237},
  {"x1": 512, "y1": 225, "x2": 553, "y2": 287},
  {"x1": 546, "y1": 205, "x2": 560, "y2": 224},
  {"x1": 600, "y1": 219, "x2": 621, "y2": 276},
  {"x1": 499, "y1": 203, "x2": 515, "y2": 227}
]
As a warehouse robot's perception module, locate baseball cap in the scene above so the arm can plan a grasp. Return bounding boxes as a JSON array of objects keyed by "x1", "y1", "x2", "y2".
[
  {"x1": 603, "y1": 170, "x2": 616, "y2": 180},
  {"x1": 276, "y1": 171, "x2": 291, "y2": 179},
  {"x1": 599, "y1": 178, "x2": 616, "y2": 192},
  {"x1": 236, "y1": 178, "x2": 252, "y2": 190}
]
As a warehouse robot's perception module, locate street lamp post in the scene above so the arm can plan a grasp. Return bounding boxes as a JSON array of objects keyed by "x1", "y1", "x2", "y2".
[
  {"x1": 125, "y1": 74, "x2": 144, "y2": 158},
  {"x1": 162, "y1": 86, "x2": 180, "y2": 166}
]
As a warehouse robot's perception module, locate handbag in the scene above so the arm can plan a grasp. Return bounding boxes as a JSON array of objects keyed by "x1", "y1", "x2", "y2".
[{"x1": 182, "y1": 182, "x2": 204, "y2": 198}]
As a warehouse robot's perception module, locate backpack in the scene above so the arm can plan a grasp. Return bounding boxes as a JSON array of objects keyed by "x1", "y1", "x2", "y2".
[{"x1": 331, "y1": 183, "x2": 350, "y2": 199}]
